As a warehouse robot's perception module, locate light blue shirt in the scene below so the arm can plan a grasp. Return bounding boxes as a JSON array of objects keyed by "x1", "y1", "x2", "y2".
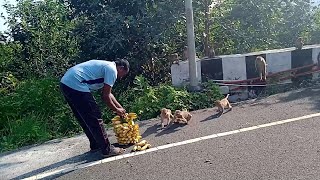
[{"x1": 61, "y1": 60, "x2": 117, "y2": 92}]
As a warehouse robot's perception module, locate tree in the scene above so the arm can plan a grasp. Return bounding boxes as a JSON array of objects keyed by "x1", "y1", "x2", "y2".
[
  {"x1": 205, "y1": 0, "x2": 314, "y2": 54},
  {"x1": 63, "y1": 0, "x2": 185, "y2": 86},
  {"x1": 4, "y1": 0, "x2": 79, "y2": 78},
  {"x1": 310, "y1": 6, "x2": 320, "y2": 44}
]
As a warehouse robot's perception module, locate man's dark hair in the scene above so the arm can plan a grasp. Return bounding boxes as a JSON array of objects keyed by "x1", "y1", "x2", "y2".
[{"x1": 115, "y1": 58, "x2": 130, "y2": 72}]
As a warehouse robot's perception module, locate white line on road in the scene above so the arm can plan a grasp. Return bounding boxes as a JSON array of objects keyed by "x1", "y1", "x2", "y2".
[{"x1": 23, "y1": 112, "x2": 320, "y2": 180}]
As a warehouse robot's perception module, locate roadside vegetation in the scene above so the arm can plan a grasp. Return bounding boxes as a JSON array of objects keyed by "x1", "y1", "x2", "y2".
[{"x1": 1, "y1": 0, "x2": 319, "y2": 152}]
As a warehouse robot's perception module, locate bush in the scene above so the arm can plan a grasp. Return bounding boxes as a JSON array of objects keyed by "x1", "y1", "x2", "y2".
[
  {"x1": 0, "y1": 114, "x2": 51, "y2": 151},
  {"x1": 0, "y1": 72, "x2": 19, "y2": 94},
  {"x1": 0, "y1": 78, "x2": 81, "y2": 152},
  {"x1": 118, "y1": 75, "x2": 223, "y2": 121},
  {"x1": 0, "y1": 76, "x2": 222, "y2": 153}
]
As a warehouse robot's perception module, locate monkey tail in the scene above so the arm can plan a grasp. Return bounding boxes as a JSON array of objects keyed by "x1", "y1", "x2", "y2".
[{"x1": 226, "y1": 94, "x2": 230, "y2": 99}]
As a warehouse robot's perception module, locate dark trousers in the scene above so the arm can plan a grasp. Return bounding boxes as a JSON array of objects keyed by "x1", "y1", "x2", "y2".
[{"x1": 60, "y1": 83, "x2": 111, "y2": 155}]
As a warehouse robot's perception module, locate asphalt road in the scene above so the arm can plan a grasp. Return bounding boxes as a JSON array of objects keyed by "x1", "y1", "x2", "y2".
[
  {"x1": 1, "y1": 86, "x2": 320, "y2": 180},
  {"x1": 56, "y1": 87, "x2": 320, "y2": 180}
]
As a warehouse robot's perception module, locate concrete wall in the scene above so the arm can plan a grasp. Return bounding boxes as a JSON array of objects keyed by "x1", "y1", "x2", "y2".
[
  {"x1": 171, "y1": 58, "x2": 202, "y2": 87},
  {"x1": 171, "y1": 44, "x2": 320, "y2": 101},
  {"x1": 312, "y1": 47, "x2": 320, "y2": 79}
]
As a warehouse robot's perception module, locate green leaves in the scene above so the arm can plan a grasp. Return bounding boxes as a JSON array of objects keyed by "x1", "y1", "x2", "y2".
[
  {"x1": 0, "y1": 0, "x2": 320, "y2": 153},
  {"x1": 4, "y1": 0, "x2": 80, "y2": 78},
  {"x1": 118, "y1": 76, "x2": 222, "y2": 121},
  {"x1": 0, "y1": 78, "x2": 81, "y2": 152},
  {"x1": 66, "y1": 0, "x2": 185, "y2": 87}
]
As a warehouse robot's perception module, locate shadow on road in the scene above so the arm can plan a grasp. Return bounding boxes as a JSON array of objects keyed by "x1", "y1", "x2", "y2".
[
  {"x1": 244, "y1": 85, "x2": 320, "y2": 110},
  {"x1": 278, "y1": 88, "x2": 320, "y2": 103},
  {"x1": 140, "y1": 122, "x2": 185, "y2": 138},
  {"x1": 200, "y1": 109, "x2": 232, "y2": 122},
  {"x1": 0, "y1": 162, "x2": 23, "y2": 169},
  {"x1": 12, "y1": 151, "x2": 102, "y2": 180},
  {"x1": 141, "y1": 123, "x2": 159, "y2": 138},
  {"x1": 276, "y1": 87, "x2": 320, "y2": 111},
  {"x1": 249, "y1": 102, "x2": 274, "y2": 107},
  {"x1": 155, "y1": 123, "x2": 184, "y2": 137},
  {"x1": 200, "y1": 113, "x2": 221, "y2": 122}
]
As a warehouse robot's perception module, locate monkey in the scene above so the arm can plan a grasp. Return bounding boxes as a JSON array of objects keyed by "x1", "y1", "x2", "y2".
[
  {"x1": 160, "y1": 108, "x2": 174, "y2": 129},
  {"x1": 168, "y1": 53, "x2": 179, "y2": 65},
  {"x1": 214, "y1": 94, "x2": 232, "y2": 115},
  {"x1": 295, "y1": 37, "x2": 304, "y2": 50},
  {"x1": 173, "y1": 110, "x2": 192, "y2": 124},
  {"x1": 208, "y1": 46, "x2": 215, "y2": 58},
  {"x1": 255, "y1": 56, "x2": 267, "y2": 81},
  {"x1": 182, "y1": 46, "x2": 188, "y2": 61}
]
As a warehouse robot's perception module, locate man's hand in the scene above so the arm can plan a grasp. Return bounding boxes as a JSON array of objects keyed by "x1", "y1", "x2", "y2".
[
  {"x1": 116, "y1": 108, "x2": 126, "y2": 117},
  {"x1": 102, "y1": 84, "x2": 127, "y2": 117}
]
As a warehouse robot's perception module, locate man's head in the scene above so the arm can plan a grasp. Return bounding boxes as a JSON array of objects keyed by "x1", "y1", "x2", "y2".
[{"x1": 115, "y1": 59, "x2": 130, "y2": 78}]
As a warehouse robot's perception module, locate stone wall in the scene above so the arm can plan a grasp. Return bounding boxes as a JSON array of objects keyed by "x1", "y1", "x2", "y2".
[{"x1": 171, "y1": 44, "x2": 320, "y2": 101}]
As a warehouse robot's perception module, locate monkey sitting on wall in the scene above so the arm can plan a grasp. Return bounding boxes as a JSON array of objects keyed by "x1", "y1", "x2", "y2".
[
  {"x1": 295, "y1": 37, "x2": 304, "y2": 50},
  {"x1": 208, "y1": 46, "x2": 215, "y2": 58},
  {"x1": 255, "y1": 56, "x2": 267, "y2": 81},
  {"x1": 182, "y1": 46, "x2": 188, "y2": 61},
  {"x1": 168, "y1": 53, "x2": 180, "y2": 65}
]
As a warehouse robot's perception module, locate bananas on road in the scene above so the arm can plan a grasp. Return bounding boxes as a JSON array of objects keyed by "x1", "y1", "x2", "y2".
[
  {"x1": 112, "y1": 113, "x2": 141, "y2": 145},
  {"x1": 131, "y1": 139, "x2": 152, "y2": 152}
]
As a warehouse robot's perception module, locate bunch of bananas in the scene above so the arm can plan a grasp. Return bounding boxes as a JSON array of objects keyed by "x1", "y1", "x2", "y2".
[
  {"x1": 132, "y1": 140, "x2": 152, "y2": 152},
  {"x1": 112, "y1": 113, "x2": 142, "y2": 145}
]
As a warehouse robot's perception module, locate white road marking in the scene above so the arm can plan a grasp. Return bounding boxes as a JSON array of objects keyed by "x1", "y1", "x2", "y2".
[{"x1": 23, "y1": 112, "x2": 320, "y2": 180}]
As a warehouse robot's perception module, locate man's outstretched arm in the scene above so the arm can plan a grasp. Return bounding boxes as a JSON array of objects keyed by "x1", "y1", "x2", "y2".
[
  {"x1": 110, "y1": 93, "x2": 123, "y2": 109},
  {"x1": 102, "y1": 84, "x2": 126, "y2": 116}
]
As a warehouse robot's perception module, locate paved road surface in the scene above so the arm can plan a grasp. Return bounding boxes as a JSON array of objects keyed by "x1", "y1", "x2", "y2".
[{"x1": 1, "y1": 86, "x2": 320, "y2": 179}]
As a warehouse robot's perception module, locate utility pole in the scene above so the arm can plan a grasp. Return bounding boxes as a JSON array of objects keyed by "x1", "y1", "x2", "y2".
[
  {"x1": 204, "y1": 0, "x2": 210, "y2": 57},
  {"x1": 185, "y1": 0, "x2": 200, "y2": 91}
]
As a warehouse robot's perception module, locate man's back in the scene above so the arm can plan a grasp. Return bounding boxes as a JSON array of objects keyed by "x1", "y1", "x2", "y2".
[{"x1": 61, "y1": 60, "x2": 117, "y2": 92}]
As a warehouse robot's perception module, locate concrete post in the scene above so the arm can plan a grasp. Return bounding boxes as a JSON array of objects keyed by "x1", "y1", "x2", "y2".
[{"x1": 185, "y1": 0, "x2": 200, "y2": 91}]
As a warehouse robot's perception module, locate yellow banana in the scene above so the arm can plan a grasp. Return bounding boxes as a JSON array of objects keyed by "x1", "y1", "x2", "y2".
[
  {"x1": 112, "y1": 116, "x2": 121, "y2": 121},
  {"x1": 112, "y1": 121, "x2": 121, "y2": 125},
  {"x1": 132, "y1": 145, "x2": 138, "y2": 152},
  {"x1": 136, "y1": 140, "x2": 147, "y2": 147},
  {"x1": 112, "y1": 112, "x2": 141, "y2": 145},
  {"x1": 140, "y1": 144, "x2": 149, "y2": 151},
  {"x1": 123, "y1": 123, "x2": 129, "y2": 127},
  {"x1": 114, "y1": 124, "x2": 122, "y2": 129},
  {"x1": 122, "y1": 127, "x2": 129, "y2": 131}
]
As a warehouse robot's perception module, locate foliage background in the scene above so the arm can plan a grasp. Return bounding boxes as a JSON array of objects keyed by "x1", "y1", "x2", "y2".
[{"x1": 0, "y1": 0, "x2": 319, "y2": 152}]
